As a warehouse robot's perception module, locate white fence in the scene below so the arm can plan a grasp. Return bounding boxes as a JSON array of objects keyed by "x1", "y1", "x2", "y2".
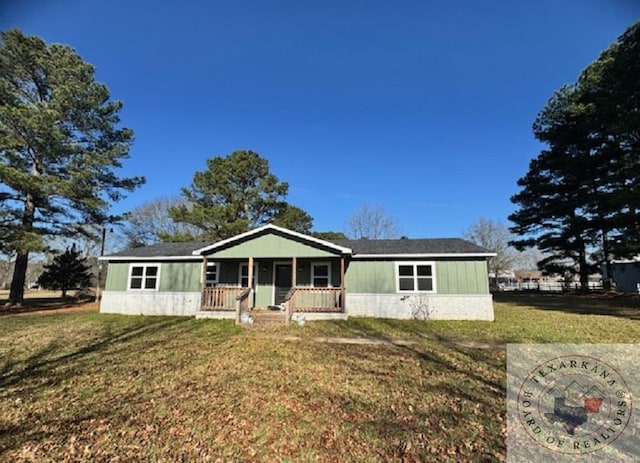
[{"x1": 499, "y1": 281, "x2": 603, "y2": 292}]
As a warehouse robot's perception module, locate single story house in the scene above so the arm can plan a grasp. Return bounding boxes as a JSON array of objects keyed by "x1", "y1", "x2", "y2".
[{"x1": 100, "y1": 224, "x2": 495, "y2": 321}]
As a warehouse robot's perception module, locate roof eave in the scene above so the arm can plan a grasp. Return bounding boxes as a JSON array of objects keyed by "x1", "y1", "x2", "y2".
[
  {"x1": 352, "y1": 252, "x2": 497, "y2": 259},
  {"x1": 98, "y1": 255, "x2": 204, "y2": 262}
]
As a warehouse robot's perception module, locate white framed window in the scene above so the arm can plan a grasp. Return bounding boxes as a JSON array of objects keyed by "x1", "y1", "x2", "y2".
[
  {"x1": 239, "y1": 263, "x2": 257, "y2": 288},
  {"x1": 311, "y1": 262, "x2": 331, "y2": 288},
  {"x1": 396, "y1": 262, "x2": 435, "y2": 293},
  {"x1": 128, "y1": 264, "x2": 160, "y2": 290},
  {"x1": 205, "y1": 262, "x2": 219, "y2": 287}
]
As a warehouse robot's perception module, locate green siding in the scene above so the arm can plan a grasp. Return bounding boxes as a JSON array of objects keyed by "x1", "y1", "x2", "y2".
[
  {"x1": 344, "y1": 261, "x2": 396, "y2": 293},
  {"x1": 256, "y1": 264, "x2": 273, "y2": 307},
  {"x1": 105, "y1": 257, "x2": 489, "y2": 301},
  {"x1": 159, "y1": 262, "x2": 202, "y2": 292},
  {"x1": 436, "y1": 260, "x2": 489, "y2": 294},
  {"x1": 344, "y1": 259, "x2": 489, "y2": 295},
  {"x1": 218, "y1": 262, "x2": 240, "y2": 285},
  {"x1": 295, "y1": 260, "x2": 341, "y2": 287},
  {"x1": 105, "y1": 263, "x2": 130, "y2": 291},
  {"x1": 209, "y1": 234, "x2": 338, "y2": 259},
  {"x1": 105, "y1": 261, "x2": 202, "y2": 292}
]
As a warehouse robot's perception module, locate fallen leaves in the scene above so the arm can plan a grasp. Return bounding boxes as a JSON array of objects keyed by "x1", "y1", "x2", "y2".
[{"x1": 0, "y1": 311, "x2": 526, "y2": 462}]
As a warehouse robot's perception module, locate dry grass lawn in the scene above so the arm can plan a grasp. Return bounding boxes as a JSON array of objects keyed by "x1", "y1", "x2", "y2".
[{"x1": 1, "y1": 292, "x2": 639, "y2": 462}]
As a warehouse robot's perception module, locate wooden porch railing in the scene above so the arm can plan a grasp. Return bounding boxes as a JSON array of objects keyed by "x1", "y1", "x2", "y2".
[
  {"x1": 289, "y1": 287, "x2": 344, "y2": 313},
  {"x1": 201, "y1": 286, "x2": 247, "y2": 311}
]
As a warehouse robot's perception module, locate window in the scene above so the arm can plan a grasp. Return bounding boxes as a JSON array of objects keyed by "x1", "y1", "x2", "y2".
[
  {"x1": 205, "y1": 262, "x2": 219, "y2": 287},
  {"x1": 129, "y1": 264, "x2": 160, "y2": 290},
  {"x1": 239, "y1": 264, "x2": 257, "y2": 288},
  {"x1": 396, "y1": 262, "x2": 435, "y2": 292},
  {"x1": 312, "y1": 263, "x2": 331, "y2": 288}
]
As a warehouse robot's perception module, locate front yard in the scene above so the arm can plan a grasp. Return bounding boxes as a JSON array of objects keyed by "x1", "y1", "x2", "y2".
[{"x1": 1, "y1": 294, "x2": 639, "y2": 462}]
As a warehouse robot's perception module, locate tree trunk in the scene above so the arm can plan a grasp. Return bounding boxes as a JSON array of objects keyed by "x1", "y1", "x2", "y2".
[
  {"x1": 601, "y1": 229, "x2": 614, "y2": 290},
  {"x1": 9, "y1": 251, "x2": 29, "y2": 305},
  {"x1": 577, "y1": 237, "x2": 589, "y2": 293},
  {"x1": 9, "y1": 182, "x2": 37, "y2": 306}
]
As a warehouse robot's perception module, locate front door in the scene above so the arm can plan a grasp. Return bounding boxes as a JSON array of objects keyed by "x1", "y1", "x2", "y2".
[{"x1": 274, "y1": 264, "x2": 292, "y2": 305}]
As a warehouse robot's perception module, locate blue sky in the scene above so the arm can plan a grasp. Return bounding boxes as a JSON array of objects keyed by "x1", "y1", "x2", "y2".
[{"x1": 3, "y1": 1, "x2": 639, "y2": 238}]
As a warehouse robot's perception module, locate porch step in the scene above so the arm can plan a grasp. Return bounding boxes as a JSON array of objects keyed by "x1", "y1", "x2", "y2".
[{"x1": 249, "y1": 309, "x2": 287, "y2": 327}]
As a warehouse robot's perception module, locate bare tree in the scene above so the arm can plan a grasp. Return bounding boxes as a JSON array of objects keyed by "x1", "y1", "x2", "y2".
[
  {"x1": 0, "y1": 254, "x2": 13, "y2": 290},
  {"x1": 122, "y1": 197, "x2": 202, "y2": 248},
  {"x1": 24, "y1": 260, "x2": 44, "y2": 290},
  {"x1": 463, "y1": 217, "x2": 521, "y2": 283},
  {"x1": 0, "y1": 253, "x2": 45, "y2": 291},
  {"x1": 516, "y1": 248, "x2": 544, "y2": 271},
  {"x1": 348, "y1": 203, "x2": 400, "y2": 239},
  {"x1": 46, "y1": 224, "x2": 103, "y2": 257}
]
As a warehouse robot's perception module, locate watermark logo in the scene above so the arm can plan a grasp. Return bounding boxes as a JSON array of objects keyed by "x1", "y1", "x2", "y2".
[{"x1": 508, "y1": 345, "x2": 638, "y2": 462}]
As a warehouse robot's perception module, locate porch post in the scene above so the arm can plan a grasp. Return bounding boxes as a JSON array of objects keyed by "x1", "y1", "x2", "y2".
[
  {"x1": 288, "y1": 256, "x2": 297, "y2": 326},
  {"x1": 201, "y1": 255, "x2": 208, "y2": 310},
  {"x1": 340, "y1": 255, "x2": 346, "y2": 313},
  {"x1": 291, "y1": 256, "x2": 297, "y2": 287}
]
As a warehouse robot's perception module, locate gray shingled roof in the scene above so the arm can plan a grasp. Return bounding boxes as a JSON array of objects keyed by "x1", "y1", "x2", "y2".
[
  {"x1": 332, "y1": 238, "x2": 491, "y2": 255},
  {"x1": 104, "y1": 236, "x2": 490, "y2": 259}
]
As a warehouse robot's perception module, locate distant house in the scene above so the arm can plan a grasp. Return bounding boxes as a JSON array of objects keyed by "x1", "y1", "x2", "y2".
[{"x1": 99, "y1": 225, "x2": 495, "y2": 321}]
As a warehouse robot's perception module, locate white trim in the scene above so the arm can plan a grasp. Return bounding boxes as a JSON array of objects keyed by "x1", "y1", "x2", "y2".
[
  {"x1": 611, "y1": 258, "x2": 640, "y2": 264},
  {"x1": 311, "y1": 262, "x2": 333, "y2": 288},
  {"x1": 127, "y1": 263, "x2": 161, "y2": 291},
  {"x1": 395, "y1": 261, "x2": 436, "y2": 293},
  {"x1": 99, "y1": 256, "x2": 203, "y2": 262},
  {"x1": 354, "y1": 253, "x2": 495, "y2": 259},
  {"x1": 191, "y1": 224, "x2": 353, "y2": 255}
]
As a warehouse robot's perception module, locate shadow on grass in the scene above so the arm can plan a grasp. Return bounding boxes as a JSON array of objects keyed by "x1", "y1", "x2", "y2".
[
  {"x1": 0, "y1": 295, "x2": 97, "y2": 316},
  {"x1": 0, "y1": 316, "x2": 241, "y2": 458},
  {"x1": 1, "y1": 407, "x2": 119, "y2": 457},
  {"x1": 322, "y1": 338, "x2": 506, "y2": 461},
  {"x1": 346, "y1": 385, "x2": 504, "y2": 461},
  {"x1": 493, "y1": 291, "x2": 640, "y2": 320},
  {"x1": 322, "y1": 317, "x2": 505, "y2": 398},
  {"x1": 0, "y1": 317, "x2": 189, "y2": 392}
]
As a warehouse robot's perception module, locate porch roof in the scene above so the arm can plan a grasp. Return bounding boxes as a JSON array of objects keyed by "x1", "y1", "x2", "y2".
[{"x1": 192, "y1": 224, "x2": 353, "y2": 256}]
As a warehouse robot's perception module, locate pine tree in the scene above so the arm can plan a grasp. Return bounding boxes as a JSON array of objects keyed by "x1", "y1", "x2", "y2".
[
  {"x1": 510, "y1": 22, "x2": 640, "y2": 290},
  {"x1": 0, "y1": 30, "x2": 144, "y2": 305},
  {"x1": 38, "y1": 245, "x2": 92, "y2": 298},
  {"x1": 169, "y1": 150, "x2": 307, "y2": 241}
]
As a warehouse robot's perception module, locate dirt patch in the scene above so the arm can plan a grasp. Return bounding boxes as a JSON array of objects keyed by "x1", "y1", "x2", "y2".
[
  {"x1": 0, "y1": 300, "x2": 99, "y2": 317},
  {"x1": 269, "y1": 335, "x2": 415, "y2": 346},
  {"x1": 447, "y1": 341, "x2": 504, "y2": 349},
  {"x1": 268, "y1": 335, "x2": 503, "y2": 349}
]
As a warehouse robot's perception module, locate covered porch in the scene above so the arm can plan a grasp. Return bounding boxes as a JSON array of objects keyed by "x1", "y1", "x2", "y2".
[
  {"x1": 199, "y1": 255, "x2": 348, "y2": 324},
  {"x1": 192, "y1": 225, "x2": 353, "y2": 324}
]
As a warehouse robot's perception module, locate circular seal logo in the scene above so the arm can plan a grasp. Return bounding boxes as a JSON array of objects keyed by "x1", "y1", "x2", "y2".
[{"x1": 516, "y1": 354, "x2": 632, "y2": 455}]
